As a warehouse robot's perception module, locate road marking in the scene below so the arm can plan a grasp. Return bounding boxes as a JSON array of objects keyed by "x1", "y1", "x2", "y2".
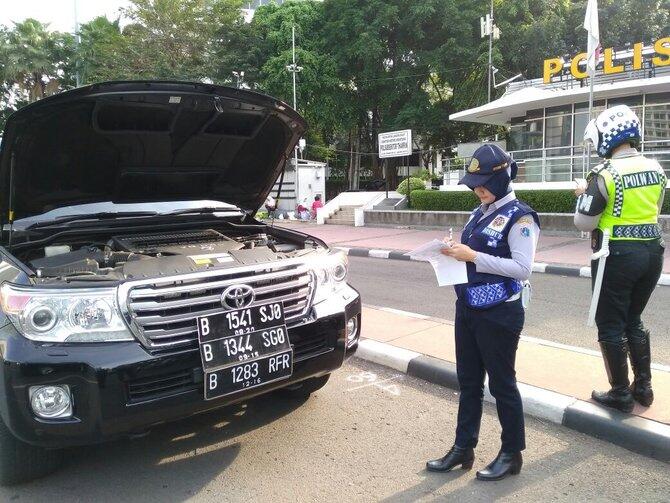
[{"x1": 346, "y1": 371, "x2": 403, "y2": 395}]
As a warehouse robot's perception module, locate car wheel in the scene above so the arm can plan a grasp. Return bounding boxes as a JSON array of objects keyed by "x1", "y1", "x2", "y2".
[
  {"x1": 277, "y1": 374, "x2": 331, "y2": 399},
  {"x1": 0, "y1": 417, "x2": 63, "y2": 486}
]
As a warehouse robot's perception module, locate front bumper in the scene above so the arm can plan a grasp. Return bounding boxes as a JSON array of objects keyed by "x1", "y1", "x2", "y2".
[{"x1": 0, "y1": 285, "x2": 361, "y2": 448}]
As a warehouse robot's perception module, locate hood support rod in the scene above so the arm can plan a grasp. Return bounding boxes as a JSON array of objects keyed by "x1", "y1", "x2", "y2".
[{"x1": 7, "y1": 152, "x2": 16, "y2": 250}]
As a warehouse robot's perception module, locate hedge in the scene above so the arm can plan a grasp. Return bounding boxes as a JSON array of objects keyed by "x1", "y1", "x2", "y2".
[
  {"x1": 396, "y1": 177, "x2": 425, "y2": 195},
  {"x1": 409, "y1": 189, "x2": 670, "y2": 214}
]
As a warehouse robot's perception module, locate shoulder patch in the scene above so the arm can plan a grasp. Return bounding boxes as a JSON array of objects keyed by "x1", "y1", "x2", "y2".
[
  {"x1": 520, "y1": 226, "x2": 531, "y2": 238},
  {"x1": 517, "y1": 216, "x2": 534, "y2": 225}
]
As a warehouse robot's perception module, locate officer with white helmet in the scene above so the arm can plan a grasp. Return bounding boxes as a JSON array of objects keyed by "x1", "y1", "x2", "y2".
[{"x1": 575, "y1": 104, "x2": 666, "y2": 412}]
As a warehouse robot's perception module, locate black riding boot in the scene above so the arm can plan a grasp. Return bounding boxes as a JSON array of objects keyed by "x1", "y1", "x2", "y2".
[
  {"x1": 592, "y1": 341, "x2": 635, "y2": 413},
  {"x1": 426, "y1": 445, "x2": 474, "y2": 472},
  {"x1": 476, "y1": 451, "x2": 522, "y2": 481},
  {"x1": 628, "y1": 334, "x2": 653, "y2": 406}
]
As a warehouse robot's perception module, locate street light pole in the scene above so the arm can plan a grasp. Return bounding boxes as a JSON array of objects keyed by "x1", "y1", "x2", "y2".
[
  {"x1": 286, "y1": 26, "x2": 303, "y2": 206},
  {"x1": 487, "y1": 0, "x2": 493, "y2": 102}
]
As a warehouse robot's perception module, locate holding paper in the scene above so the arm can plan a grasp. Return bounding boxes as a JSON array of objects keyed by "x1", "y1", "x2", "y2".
[{"x1": 405, "y1": 239, "x2": 468, "y2": 286}]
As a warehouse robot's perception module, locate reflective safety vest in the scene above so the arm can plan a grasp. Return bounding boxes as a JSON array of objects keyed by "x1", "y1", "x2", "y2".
[{"x1": 595, "y1": 156, "x2": 667, "y2": 241}]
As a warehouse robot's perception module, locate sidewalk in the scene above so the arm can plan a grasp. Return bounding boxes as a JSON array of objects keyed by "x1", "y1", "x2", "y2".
[
  {"x1": 273, "y1": 221, "x2": 670, "y2": 273},
  {"x1": 355, "y1": 305, "x2": 670, "y2": 462}
]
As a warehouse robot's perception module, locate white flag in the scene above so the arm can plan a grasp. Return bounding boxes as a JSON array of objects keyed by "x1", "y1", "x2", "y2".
[{"x1": 583, "y1": 0, "x2": 601, "y2": 75}]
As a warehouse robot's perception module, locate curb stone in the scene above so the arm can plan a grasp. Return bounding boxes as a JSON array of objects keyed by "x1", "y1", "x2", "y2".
[
  {"x1": 337, "y1": 247, "x2": 670, "y2": 287},
  {"x1": 355, "y1": 338, "x2": 670, "y2": 463}
]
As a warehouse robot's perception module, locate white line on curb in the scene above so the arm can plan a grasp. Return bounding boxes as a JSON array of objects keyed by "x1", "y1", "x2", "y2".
[
  {"x1": 356, "y1": 339, "x2": 421, "y2": 373},
  {"x1": 579, "y1": 266, "x2": 592, "y2": 278},
  {"x1": 357, "y1": 338, "x2": 574, "y2": 425},
  {"x1": 378, "y1": 306, "x2": 431, "y2": 320},
  {"x1": 368, "y1": 249, "x2": 391, "y2": 259},
  {"x1": 532, "y1": 262, "x2": 548, "y2": 273}
]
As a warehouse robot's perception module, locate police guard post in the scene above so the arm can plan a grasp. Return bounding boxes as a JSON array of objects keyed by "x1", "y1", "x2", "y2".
[
  {"x1": 426, "y1": 144, "x2": 540, "y2": 481},
  {"x1": 575, "y1": 104, "x2": 666, "y2": 412}
]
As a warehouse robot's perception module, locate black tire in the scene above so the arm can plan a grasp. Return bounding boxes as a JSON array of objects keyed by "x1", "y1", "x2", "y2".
[
  {"x1": 277, "y1": 374, "x2": 331, "y2": 399},
  {"x1": 0, "y1": 417, "x2": 64, "y2": 486}
]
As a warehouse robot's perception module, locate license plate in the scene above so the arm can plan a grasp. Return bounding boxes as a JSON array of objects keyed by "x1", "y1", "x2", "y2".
[
  {"x1": 197, "y1": 302, "x2": 291, "y2": 371},
  {"x1": 204, "y1": 350, "x2": 294, "y2": 400}
]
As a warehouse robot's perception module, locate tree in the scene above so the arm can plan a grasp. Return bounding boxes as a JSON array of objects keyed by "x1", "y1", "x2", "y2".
[
  {"x1": 115, "y1": 0, "x2": 245, "y2": 81},
  {"x1": 74, "y1": 16, "x2": 128, "y2": 84},
  {"x1": 0, "y1": 18, "x2": 74, "y2": 102}
]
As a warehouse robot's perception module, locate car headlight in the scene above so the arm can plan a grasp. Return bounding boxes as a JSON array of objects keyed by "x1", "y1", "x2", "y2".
[
  {"x1": 312, "y1": 251, "x2": 348, "y2": 304},
  {"x1": 0, "y1": 283, "x2": 133, "y2": 343}
]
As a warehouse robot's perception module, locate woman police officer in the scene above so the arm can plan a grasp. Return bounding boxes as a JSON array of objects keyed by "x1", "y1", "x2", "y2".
[{"x1": 426, "y1": 144, "x2": 540, "y2": 481}]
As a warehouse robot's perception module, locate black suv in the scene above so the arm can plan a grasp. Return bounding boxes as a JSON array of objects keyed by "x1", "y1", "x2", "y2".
[{"x1": 0, "y1": 81, "x2": 360, "y2": 484}]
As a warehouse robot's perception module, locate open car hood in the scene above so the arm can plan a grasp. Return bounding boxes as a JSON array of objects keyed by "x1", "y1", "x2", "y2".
[{"x1": 0, "y1": 81, "x2": 306, "y2": 222}]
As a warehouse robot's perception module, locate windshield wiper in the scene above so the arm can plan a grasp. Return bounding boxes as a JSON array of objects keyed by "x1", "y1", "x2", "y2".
[
  {"x1": 26, "y1": 211, "x2": 159, "y2": 229},
  {"x1": 165, "y1": 207, "x2": 241, "y2": 216}
]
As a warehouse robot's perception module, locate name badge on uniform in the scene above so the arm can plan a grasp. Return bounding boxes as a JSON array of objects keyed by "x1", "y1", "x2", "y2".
[{"x1": 486, "y1": 215, "x2": 510, "y2": 233}]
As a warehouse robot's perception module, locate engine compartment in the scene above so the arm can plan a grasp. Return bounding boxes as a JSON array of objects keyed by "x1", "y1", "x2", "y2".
[{"x1": 24, "y1": 228, "x2": 319, "y2": 283}]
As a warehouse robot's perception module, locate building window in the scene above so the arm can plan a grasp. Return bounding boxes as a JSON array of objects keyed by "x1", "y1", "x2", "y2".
[
  {"x1": 644, "y1": 103, "x2": 670, "y2": 145},
  {"x1": 545, "y1": 106, "x2": 572, "y2": 157},
  {"x1": 509, "y1": 117, "x2": 543, "y2": 154}
]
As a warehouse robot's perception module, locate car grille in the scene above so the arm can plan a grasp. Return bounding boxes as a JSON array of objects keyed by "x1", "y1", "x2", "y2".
[{"x1": 123, "y1": 262, "x2": 315, "y2": 351}]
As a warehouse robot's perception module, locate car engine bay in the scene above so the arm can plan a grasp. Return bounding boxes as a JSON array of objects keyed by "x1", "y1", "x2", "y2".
[{"x1": 22, "y1": 228, "x2": 321, "y2": 283}]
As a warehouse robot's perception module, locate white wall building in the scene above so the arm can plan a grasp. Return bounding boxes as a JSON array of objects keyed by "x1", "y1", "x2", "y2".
[{"x1": 448, "y1": 39, "x2": 670, "y2": 186}]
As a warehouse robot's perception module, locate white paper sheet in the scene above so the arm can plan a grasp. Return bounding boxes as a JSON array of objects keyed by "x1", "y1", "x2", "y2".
[{"x1": 405, "y1": 240, "x2": 468, "y2": 286}]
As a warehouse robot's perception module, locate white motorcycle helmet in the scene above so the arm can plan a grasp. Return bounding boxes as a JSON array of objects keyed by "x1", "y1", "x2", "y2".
[{"x1": 583, "y1": 104, "x2": 641, "y2": 158}]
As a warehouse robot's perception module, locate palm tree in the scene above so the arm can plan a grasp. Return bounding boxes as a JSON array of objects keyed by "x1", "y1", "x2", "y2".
[{"x1": 0, "y1": 19, "x2": 74, "y2": 102}]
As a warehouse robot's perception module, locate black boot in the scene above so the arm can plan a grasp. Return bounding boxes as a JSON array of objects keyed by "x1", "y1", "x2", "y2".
[
  {"x1": 476, "y1": 451, "x2": 522, "y2": 481},
  {"x1": 592, "y1": 341, "x2": 635, "y2": 413},
  {"x1": 426, "y1": 445, "x2": 474, "y2": 472},
  {"x1": 629, "y1": 334, "x2": 654, "y2": 406}
]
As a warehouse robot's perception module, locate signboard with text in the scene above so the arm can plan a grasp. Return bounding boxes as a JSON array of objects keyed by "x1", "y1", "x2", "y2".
[
  {"x1": 378, "y1": 129, "x2": 412, "y2": 159},
  {"x1": 543, "y1": 37, "x2": 670, "y2": 84}
]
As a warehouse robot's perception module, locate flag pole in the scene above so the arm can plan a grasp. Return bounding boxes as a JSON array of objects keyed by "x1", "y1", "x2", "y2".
[
  {"x1": 582, "y1": 0, "x2": 600, "y2": 177},
  {"x1": 583, "y1": 67, "x2": 596, "y2": 176}
]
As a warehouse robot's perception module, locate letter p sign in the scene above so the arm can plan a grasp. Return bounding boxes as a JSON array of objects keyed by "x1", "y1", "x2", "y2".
[{"x1": 543, "y1": 58, "x2": 563, "y2": 84}]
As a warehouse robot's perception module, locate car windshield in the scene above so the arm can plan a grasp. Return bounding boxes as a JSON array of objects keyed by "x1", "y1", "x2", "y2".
[{"x1": 12, "y1": 200, "x2": 242, "y2": 229}]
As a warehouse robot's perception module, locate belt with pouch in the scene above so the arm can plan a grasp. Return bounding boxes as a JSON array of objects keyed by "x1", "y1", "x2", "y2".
[{"x1": 464, "y1": 280, "x2": 522, "y2": 309}]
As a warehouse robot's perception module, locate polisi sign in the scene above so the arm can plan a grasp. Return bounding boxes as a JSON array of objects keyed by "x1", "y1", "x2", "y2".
[{"x1": 543, "y1": 37, "x2": 670, "y2": 84}]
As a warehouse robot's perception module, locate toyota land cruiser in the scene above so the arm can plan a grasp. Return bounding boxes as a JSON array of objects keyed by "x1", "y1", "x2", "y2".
[{"x1": 0, "y1": 81, "x2": 361, "y2": 485}]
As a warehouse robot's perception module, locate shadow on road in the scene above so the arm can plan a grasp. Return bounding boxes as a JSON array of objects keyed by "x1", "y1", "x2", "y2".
[{"x1": 10, "y1": 394, "x2": 308, "y2": 502}]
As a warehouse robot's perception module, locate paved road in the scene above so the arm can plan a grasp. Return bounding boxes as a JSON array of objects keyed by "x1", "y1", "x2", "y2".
[
  {"x1": 2, "y1": 359, "x2": 667, "y2": 502},
  {"x1": 347, "y1": 256, "x2": 670, "y2": 366}
]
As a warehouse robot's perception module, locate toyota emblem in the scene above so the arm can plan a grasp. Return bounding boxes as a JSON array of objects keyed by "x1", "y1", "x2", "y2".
[{"x1": 221, "y1": 284, "x2": 255, "y2": 310}]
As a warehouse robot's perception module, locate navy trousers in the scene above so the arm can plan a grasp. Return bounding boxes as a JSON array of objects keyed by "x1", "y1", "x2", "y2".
[{"x1": 454, "y1": 298, "x2": 526, "y2": 453}]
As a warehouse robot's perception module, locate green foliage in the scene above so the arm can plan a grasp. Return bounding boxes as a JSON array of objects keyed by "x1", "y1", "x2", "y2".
[
  {"x1": 410, "y1": 189, "x2": 670, "y2": 214},
  {"x1": 409, "y1": 190, "x2": 479, "y2": 211},
  {"x1": 409, "y1": 189, "x2": 582, "y2": 213},
  {"x1": 415, "y1": 169, "x2": 433, "y2": 182},
  {"x1": 116, "y1": 0, "x2": 245, "y2": 81},
  {"x1": 0, "y1": 19, "x2": 74, "y2": 101},
  {"x1": 1, "y1": 0, "x2": 669, "y2": 164},
  {"x1": 397, "y1": 177, "x2": 425, "y2": 196}
]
